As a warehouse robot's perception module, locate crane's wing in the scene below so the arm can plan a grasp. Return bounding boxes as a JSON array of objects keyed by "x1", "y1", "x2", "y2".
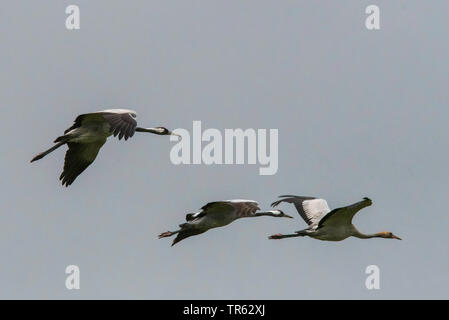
[
  {"x1": 64, "y1": 109, "x2": 137, "y2": 141},
  {"x1": 186, "y1": 202, "x2": 234, "y2": 222},
  {"x1": 186, "y1": 200, "x2": 259, "y2": 221},
  {"x1": 101, "y1": 111, "x2": 137, "y2": 140},
  {"x1": 224, "y1": 200, "x2": 260, "y2": 217},
  {"x1": 318, "y1": 198, "x2": 373, "y2": 228},
  {"x1": 59, "y1": 140, "x2": 106, "y2": 186},
  {"x1": 271, "y1": 195, "x2": 330, "y2": 225}
]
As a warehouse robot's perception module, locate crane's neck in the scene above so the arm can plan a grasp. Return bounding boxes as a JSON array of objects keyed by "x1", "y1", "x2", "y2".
[
  {"x1": 135, "y1": 127, "x2": 165, "y2": 135},
  {"x1": 253, "y1": 211, "x2": 281, "y2": 218},
  {"x1": 352, "y1": 230, "x2": 383, "y2": 239}
]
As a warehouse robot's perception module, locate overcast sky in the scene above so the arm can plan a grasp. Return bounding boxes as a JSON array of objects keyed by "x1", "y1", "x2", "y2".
[{"x1": 1, "y1": 1, "x2": 448, "y2": 299}]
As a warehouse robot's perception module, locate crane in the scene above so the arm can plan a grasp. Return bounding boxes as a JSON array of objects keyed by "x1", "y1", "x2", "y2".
[
  {"x1": 159, "y1": 199, "x2": 293, "y2": 246},
  {"x1": 268, "y1": 195, "x2": 401, "y2": 241},
  {"x1": 31, "y1": 109, "x2": 179, "y2": 186}
]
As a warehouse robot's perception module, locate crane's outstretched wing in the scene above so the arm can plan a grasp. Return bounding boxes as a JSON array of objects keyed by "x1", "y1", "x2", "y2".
[
  {"x1": 225, "y1": 200, "x2": 260, "y2": 217},
  {"x1": 318, "y1": 198, "x2": 373, "y2": 228},
  {"x1": 102, "y1": 111, "x2": 137, "y2": 140},
  {"x1": 64, "y1": 109, "x2": 137, "y2": 141},
  {"x1": 185, "y1": 202, "x2": 232, "y2": 221},
  {"x1": 186, "y1": 200, "x2": 260, "y2": 221},
  {"x1": 59, "y1": 140, "x2": 106, "y2": 186},
  {"x1": 271, "y1": 195, "x2": 330, "y2": 226}
]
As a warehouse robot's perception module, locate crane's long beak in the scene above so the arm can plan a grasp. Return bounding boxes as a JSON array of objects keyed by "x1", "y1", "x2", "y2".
[
  {"x1": 284, "y1": 213, "x2": 294, "y2": 219},
  {"x1": 392, "y1": 234, "x2": 402, "y2": 240}
]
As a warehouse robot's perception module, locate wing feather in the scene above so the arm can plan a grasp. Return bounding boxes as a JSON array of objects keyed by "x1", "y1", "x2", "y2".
[
  {"x1": 188, "y1": 200, "x2": 259, "y2": 221},
  {"x1": 64, "y1": 113, "x2": 105, "y2": 134},
  {"x1": 63, "y1": 109, "x2": 137, "y2": 141},
  {"x1": 271, "y1": 195, "x2": 330, "y2": 225},
  {"x1": 226, "y1": 200, "x2": 260, "y2": 217},
  {"x1": 102, "y1": 112, "x2": 137, "y2": 140},
  {"x1": 59, "y1": 140, "x2": 106, "y2": 186},
  {"x1": 318, "y1": 198, "x2": 372, "y2": 228}
]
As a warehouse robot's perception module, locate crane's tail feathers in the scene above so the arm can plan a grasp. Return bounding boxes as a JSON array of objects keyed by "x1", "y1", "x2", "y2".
[
  {"x1": 171, "y1": 232, "x2": 190, "y2": 246},
  {"x1": 30, "y1": 142, "x2": 65, "y2": 163},
  {"x1": 171, "y1": 229, "x2": 206, "y2": 246}
]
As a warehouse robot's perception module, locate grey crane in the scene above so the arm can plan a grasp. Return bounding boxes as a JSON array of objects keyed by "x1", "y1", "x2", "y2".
[
  {"x1": 31, "y1": 109, "x2": 179, "y2": 186},
  {"x1": 268, "y1": 195, "x2": 401, "y2": 241},
  {"x1": 159, "y1": 199, "x2": 293, "y2": 246}
]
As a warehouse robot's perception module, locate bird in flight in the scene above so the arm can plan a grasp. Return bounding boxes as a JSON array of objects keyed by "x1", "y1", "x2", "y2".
[
  {"x1": 31, "y1": 109, "x2": 179, "y2": 186},
  {"x1": 268, "y1": 195, "x2": 401, "y2": 241},
  {"x1": 159, "y1": 199, "x2": 293, "y2": 246}
]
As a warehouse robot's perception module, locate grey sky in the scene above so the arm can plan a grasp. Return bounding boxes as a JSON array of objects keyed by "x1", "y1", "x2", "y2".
[{"x1": 0, "y1": 1, "x2": 448, "y2": 299}]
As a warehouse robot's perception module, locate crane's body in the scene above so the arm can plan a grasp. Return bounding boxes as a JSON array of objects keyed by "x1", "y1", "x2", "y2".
[
  {"x1": 65, "y1": 123, "x2": 111, "y2": 143},
  {"x1": 269, "y1": 196, "x2": 401, "y2": 242},
  {"x1": 305, "y1": 225, "x2": 356, "y2": 241},
  {"x1": 31, "y1": 109, "x2": 179, "y2": 186},
  {"x1": 159, "y1": 199, "x2": 293, "y2": 246}
]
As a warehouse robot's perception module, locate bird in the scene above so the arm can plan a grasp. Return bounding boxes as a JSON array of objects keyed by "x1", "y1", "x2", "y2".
[
  {"x1": 268, "y1": 195, "x2": 401, "y2": 241},
  {"x1": 30, "y1": 109, "x2": 180, "y2": 186},
  {"x1": 158, "y1": 199, "x2": 293, "y2": 246}
]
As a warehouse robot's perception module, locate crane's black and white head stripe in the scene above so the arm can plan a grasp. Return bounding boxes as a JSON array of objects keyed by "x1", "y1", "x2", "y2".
[{"x1": 151, "y1": 127, "x2": 171, "y2": 135}]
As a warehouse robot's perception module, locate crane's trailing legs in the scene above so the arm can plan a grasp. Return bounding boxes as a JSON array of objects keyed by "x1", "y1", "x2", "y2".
[
  {"x1": 158, "y1": 230, "x2": 180, "y2": 238},
  {"x1": 30, "y1": 142, "x2": 66, "y2": 163},
  {"x1": 269, "y1": 232, "x2": 306, "y2": 240}
]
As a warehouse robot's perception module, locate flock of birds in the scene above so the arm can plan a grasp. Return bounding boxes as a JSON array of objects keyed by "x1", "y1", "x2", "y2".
[{"x1": 31, "y1": 109, "x2": 401, "y2": 246}]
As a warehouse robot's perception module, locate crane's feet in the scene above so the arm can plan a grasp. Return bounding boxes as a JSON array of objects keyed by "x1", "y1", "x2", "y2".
[
  {"x1": 268, "y1": 234, "x2": 284, "y2": 240},
  {"x1": 158, "y1": 231, "x2": 173, "y2": 239}
]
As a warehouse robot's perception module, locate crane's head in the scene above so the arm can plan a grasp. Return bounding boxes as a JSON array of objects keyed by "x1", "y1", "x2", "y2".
[
  {"x1": 153, "y1": 127, "x2": 181, "y2": 137},
  {"x1": 271, "y1": 210, "x2": 294, "y2": 219},
  {"x1": 378, "y1": 231, "x2": 402, "y2": 240}
]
